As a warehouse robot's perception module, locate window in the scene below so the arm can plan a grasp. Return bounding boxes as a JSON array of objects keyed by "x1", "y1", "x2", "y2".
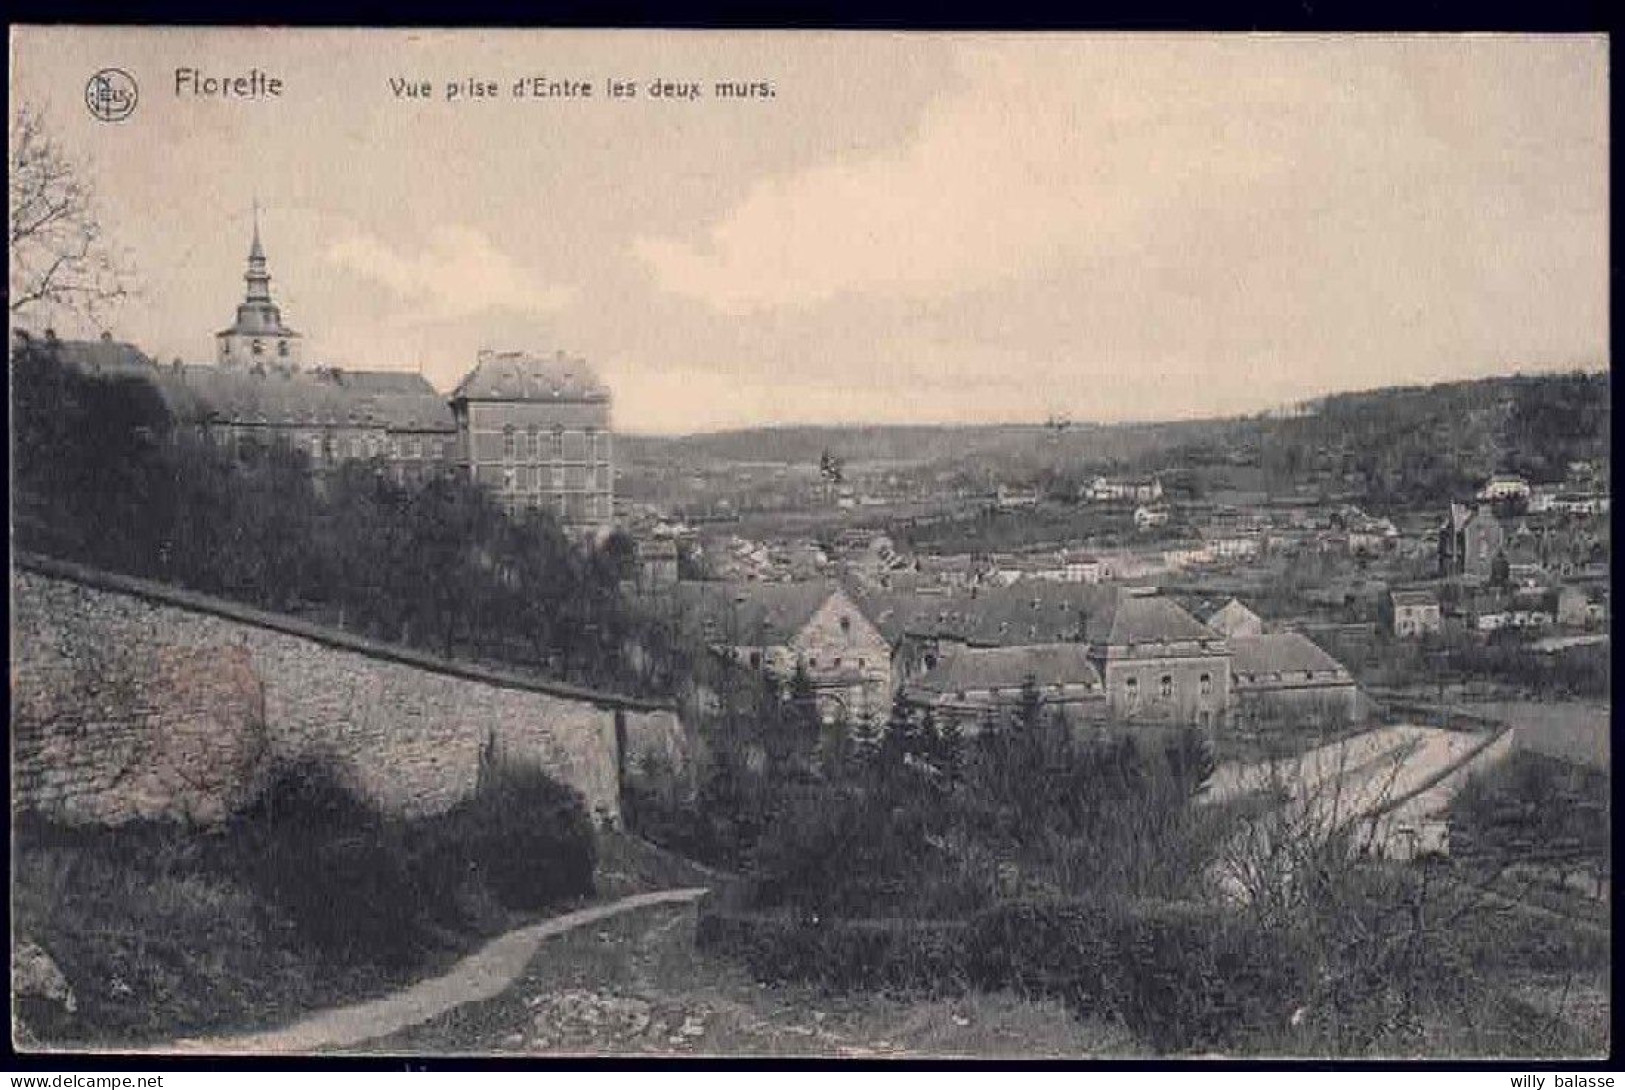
[
  {"x1": 1160, "y1": 674, "x2": 1173, "y2": 700},
  {"x1": 552, "y1": 427, "x2": 565, "y2": 458},
  {"x1": 1124, "y1": 677, "x2": 1139, "y2": 706},
  {"x1": 503, "y1": 426, "x2": 516, "y2": 461},
  {"x1": 526, "y1": 426, "x2": 539, "y2": 460},
  {"x1": 1199, "y1": 673, "x2": 1213, "y2": 696},
  {"x1": 840, "y1": 615, "x2": 851, "y2": 634},
  {"x1": 409, "y1": 437, "x2": 422, "y2": 460},
  {"x1": 749, "y1": 651, "x2": 761, "y2": 668},
  {"x1": 251, "y1": 338, "x2": 264, "y2": 356},
  {"x1": 277, "y1": 340, "x2": 289, "y2": 357}
]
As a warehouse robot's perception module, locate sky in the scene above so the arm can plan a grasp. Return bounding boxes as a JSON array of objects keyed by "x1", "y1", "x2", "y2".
[{"x1": 9, "y1": 29, "x2": 1610, "y2": 434}]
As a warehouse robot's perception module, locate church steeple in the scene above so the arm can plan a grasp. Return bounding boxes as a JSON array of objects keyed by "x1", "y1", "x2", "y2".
[
  {"x1": 244, "y1": 200, "x2": 272, "y2": 304},
  {"x1": 216, "y1": 201, "x2": 302, "y2": 369}
]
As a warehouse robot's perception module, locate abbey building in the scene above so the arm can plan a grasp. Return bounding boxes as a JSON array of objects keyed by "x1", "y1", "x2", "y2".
[{"x1": 58, "y1": 216, "x2": 617, "y2": 531}]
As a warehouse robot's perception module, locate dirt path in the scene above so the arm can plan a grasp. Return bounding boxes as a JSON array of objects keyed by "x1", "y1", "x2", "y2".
[
  {"x1": 356, "y1": 898, "x2": 1132, "y2": 1058},
  {"x1": 158, "y1": 887, "x2": 709, "y2": 1055}
]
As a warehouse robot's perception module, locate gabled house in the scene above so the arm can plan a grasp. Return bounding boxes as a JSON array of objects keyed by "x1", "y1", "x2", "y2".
[
  {"x1": 1439, "y1": 503, "x2": 1505, "y2": 582},
  {"x1": 1383, "y1": 588, "x2": 1442, "y2": 638},
  {"x1": 673, "y1": 580, "x2": 892, "y2": 724}
]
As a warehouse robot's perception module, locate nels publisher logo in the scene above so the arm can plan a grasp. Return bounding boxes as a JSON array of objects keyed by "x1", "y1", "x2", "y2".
[{"x1": 85, "y1": 68, "x2": 138, "y2": 122}]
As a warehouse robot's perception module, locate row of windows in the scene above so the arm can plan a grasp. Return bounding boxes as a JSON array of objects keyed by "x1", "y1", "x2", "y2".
[
  {"x1": 1122, "y1": 672, "x2": 1215, "y2": 705},
  {"x1": 500, "y1": 492, "x2": 612, "y2": 517},
  {"x1": 217, "y1": 428, "x2": 454, "y2": 463},
  {"x1": 498, "y1": 465, "x2": 612, "y2": 492},
  {"x1": 500, "y1": 426, "x2": 611, "y2": 463}
]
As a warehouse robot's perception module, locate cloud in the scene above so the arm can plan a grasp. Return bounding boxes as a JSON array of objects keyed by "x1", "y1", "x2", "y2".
[
  {"x1": 325, "y1": 225, "x2": 574, "y2": 321},
  {"x1": 631, "y1": 38, "x2": 1606, "y2": 327},
  {"x1": 630, "y1": 44, "x2": 1295, "y2": 314}
]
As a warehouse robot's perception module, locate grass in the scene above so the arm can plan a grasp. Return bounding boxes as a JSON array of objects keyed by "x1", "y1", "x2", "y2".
[
  {"x1": 358, "y1": 899, "x2": 1134, "y2": 1058},
  {"x1": 10, "y1": 751, "x2": 705, "y2": 1052}
]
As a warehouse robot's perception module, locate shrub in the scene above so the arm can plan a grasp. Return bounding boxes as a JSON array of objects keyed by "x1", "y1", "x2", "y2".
[
  {"x1": 965, "y1": 897, "x2": 1308, "y2": 1054},
  {"x1": 428, "y1": 757, "x2": 598, "y2": 912},
  {"x1": 228, "y1": 759, "x2": 429, "y2": 967},
  {"x1": 696, "y1": 910, "x2": 969, "y2": 995}
]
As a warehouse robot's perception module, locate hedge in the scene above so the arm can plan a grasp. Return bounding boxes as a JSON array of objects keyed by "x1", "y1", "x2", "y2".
[
  {"x1": 696, "y1": 911, "x2": 970, "y2": 996},
  {"x1": 699, "y1": 896, "x2": 1310, "y2": 1053}
]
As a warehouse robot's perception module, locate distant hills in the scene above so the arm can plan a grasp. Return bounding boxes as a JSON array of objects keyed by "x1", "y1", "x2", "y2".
[{"x1": 620, "y1": 370, "x2": 1610, "y2": 512}]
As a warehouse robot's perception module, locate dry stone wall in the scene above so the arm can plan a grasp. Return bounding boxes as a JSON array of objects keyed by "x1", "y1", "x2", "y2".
[{"x1": 12, "y1": 558, "x2": 688, "y2": 828}]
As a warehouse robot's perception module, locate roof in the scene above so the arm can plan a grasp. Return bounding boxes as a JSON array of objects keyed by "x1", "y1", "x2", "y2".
[
  {"x1": 850, "y1": 584, "x2": 1217, "y2": 650},
  {"x1": 153, "y1": 365, "x2": 455, "y2": 431},
  {"x1": 1389, "y1": 589, "x2": 1439, "y2": 606},
  {"x1": 1084, "y1": 593, "x2": 1220, "y2": 646},
  {"x1": 851, "y1": 581, "x2": 1111, "y2": 646},
  {"x1": 451, "y1": 349, "x2": 609, "y2": 403},
  {"x1": 1230, "y1": 632, "x2": 1349, "y2": 679},
  {"x1": 912, "y1": 643, "x2": 1100, "y2": 695},
  {"x1": 1205, "y1": 598, "x2": 1263, "y2": 635},
  {"x1": 672, "y1": 580, "x2": 849, "y2": 646}
]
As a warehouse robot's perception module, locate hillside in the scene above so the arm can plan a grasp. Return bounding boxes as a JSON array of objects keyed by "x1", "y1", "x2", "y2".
[{"x1": 621, "y1": 370, "x2": 1610, "y2": 512}]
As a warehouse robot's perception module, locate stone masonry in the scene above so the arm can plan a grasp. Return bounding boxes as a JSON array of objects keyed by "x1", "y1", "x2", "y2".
[{"x1": 11, "y1": 558, "x2": 689, "y2": 828}]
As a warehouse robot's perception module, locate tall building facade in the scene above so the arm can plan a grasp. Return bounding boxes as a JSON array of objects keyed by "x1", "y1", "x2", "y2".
[{"x1": 450, "y1": 350, "x2": 615, "y2": 525}]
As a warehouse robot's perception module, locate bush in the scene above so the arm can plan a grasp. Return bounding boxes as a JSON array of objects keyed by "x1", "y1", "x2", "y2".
[
  {"x1": 229, "y1": 759, "x2": 430, "y2": 967},
  {"x1": 965, "y1": 897, "x2": 1308, "y2": 1054},
  {"x1": 429, "y1": 757, "x2": 598, "y2": 912},
  {"x1": 696, "y1": 910, "x2": 969, "y2": 995}
]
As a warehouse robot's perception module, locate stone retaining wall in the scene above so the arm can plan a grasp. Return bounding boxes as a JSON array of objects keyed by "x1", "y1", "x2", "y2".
[{"x1": 11, "y1": 558, "x2": 690, "y2": 828}]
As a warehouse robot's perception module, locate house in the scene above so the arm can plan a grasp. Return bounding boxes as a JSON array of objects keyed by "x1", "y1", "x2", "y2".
[
  {"x1": 1347, "y1": 516, "x2": 1399, "y2": 557},
  {"x1": 1439, "y1": 503, "x2": 1505, "y2": 582},
  {"x1": 674, "y1": 580, "x2": 893, "y2": 724},
  {"x1": 1087, "y1": 475, "x2": 1163, "y2": 503},
  {"x1": 1229, "y1": 632, "x2": 1363, "y2": 729},
  {"x1": 1204, "y1": 532, "x2": 1264, "y2": 561},
  {"x1": 1383, "y1": 589, "x2": 1442, "y2": 638},
  {"x1": 1476, "y1": 475, "x2": 1532, "y2": 503},
  {"x1": 1557, "y1": 585, "x2": 1607, "y2": 629},
  {"x1": 635, "y1": 538, "x2": 679, "y2": 589},
  {"x1": 902, "y1": 643, "x2": 1105, "y2": 732},
  {"x1": 1205, "y1": 598, "x2": 1265, "y2": 638},
  {"x1": 1134, "y1": 504, "x2": 1172, "y2": 531},
  {"x1": 1551, "y1": 492, "x2": 1610, "y2": 517},
  {"x1": 995, "y1": 484, "x2": 1041, "y2": 509},
  {"x1": 1080, "y1": 593, "x2": 1231, "y2": 732},
  {"x1": 1161, "y1": 541, "x2": 1211, "y2": 569}
]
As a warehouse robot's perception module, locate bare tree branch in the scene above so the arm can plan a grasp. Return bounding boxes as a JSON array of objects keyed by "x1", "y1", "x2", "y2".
[{"x1": 8, "y1": 103, "x2": 135, "y2": 331}]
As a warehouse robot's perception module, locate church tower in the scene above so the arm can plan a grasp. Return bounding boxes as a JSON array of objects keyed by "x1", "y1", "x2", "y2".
[{"x1": 216, "y1": 204, "x2": 302, "y2": 369}]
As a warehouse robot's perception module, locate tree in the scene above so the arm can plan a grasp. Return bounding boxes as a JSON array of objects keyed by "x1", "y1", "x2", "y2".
[{"x1": 9, "y1": 105, "x2": 132, "y2": 328}]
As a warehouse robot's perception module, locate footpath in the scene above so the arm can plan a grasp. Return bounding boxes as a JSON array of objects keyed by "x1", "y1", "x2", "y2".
[{"x1": 158, "y1": 887, "x2": 710, "y2": 1055}]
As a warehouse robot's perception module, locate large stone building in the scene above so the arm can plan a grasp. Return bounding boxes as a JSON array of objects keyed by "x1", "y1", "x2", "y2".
[
  {"x1": 50, "y1": 218, "x2": 618, "y2": 531},
  {"x1": 451, "y1": 349, "x2": 614, "y2": 524}
]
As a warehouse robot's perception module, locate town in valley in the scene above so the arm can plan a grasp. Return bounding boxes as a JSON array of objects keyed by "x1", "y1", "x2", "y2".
[{"x1": 9, "y1": 29, "x2": 1610, "y2": 1062}]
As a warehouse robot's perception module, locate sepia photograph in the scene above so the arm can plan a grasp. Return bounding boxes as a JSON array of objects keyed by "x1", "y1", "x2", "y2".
[{"x1": 7, "y1": 27, "x2": 1611, "y2": 1062}]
